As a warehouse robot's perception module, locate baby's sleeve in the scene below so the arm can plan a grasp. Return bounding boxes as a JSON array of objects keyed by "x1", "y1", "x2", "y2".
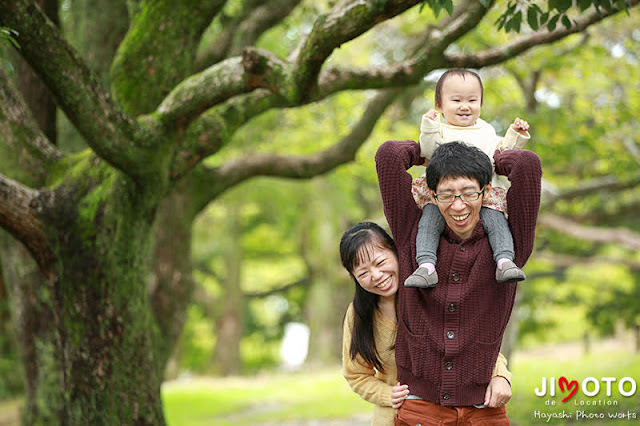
[{"x1": 418, "y1": 114, "x2": 442, "y2": 158}]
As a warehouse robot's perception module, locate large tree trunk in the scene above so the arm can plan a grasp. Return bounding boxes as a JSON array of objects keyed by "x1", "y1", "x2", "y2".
[{"x1": 20, "y1": 169, "x2": 168, "y2": 425}]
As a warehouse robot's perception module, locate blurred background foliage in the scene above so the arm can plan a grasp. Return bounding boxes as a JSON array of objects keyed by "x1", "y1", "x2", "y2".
[
  {"x1": 167, "y1": 4, "x2": 640, "y2": 377},
  {"x1": 1, "y1": 0, "x2": 639, "y2": 409}
]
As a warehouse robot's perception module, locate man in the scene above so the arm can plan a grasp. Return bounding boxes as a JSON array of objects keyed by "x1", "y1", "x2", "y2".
[{"x1": 375, "y1": 140, "x2": 542, "y2": 424}]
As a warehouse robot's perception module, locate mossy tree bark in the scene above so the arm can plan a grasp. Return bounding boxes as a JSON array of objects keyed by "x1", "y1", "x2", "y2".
[{"x1": 0, "y1": 0, "x2": 636, "y2": 424}]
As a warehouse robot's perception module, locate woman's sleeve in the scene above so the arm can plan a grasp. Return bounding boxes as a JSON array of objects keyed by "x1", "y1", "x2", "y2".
[
  {"x1": 342, "y1": 304, "x2": 394, "y2": 407},
  {"x1": 493, "y1": 149, "x2": 542, "y2": 267},
  {"x1": 375, "y1": 140, "x2": 424, "y2": 245},
  {"x1": 492, "y1": 352, "x2": 513, "y2": 385}
]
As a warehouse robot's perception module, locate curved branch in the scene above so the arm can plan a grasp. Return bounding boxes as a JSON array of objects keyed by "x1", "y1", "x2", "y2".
[
  {"x1": 195, "y1": 0, "x2": 265, "y2": 70},
  {"x1": 0, "y1": 174, "x2": 55, "y2": 278},
  {"x1": 195, "y1": 0, "x2": 303, "y2": 70},
  {"x1": 190, "y1": 88, "x2": 402, "y2": 212},
  {"x1": 292, "y1": 0, "x2": 421, "y2": 102},
  {"x1": 171, "y1": 89, "x2": 287, "y2": 179},
  {"x1": 313, "y1": 0, "x2": 633, "y2": 98},
  {"x1": 155, "y1": 57, "x2": 250, "y2": 127},
  {"x1": 0, "y1": 67, "x2": 61, "y2": 184},
  {"x1": 538, "y1": 213, "x2": 640, "y2": 251},
  {"x1": 543, "y1": 173, "x2": 640, "y2": 207},
  {"x1": 110, "y1": 0, "x2": 227, "y2": 116},
  {"x1": 0, "y1": 0, "x2": 150, "y2": 179},
  {"x1": 442, "y1": 0, "x2": 639, "y2": 69},
  {"x1": 315, "y1": 0, "x2": 492, "y2": 98}
]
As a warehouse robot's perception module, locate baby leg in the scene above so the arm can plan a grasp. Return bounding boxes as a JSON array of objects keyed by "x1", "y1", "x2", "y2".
[
  {"x1": 480, "y1": 207, "x2": 525, "y2": 283},
  {"x1": 405, "y1": 204, "x2": 445, "y2": 288}
]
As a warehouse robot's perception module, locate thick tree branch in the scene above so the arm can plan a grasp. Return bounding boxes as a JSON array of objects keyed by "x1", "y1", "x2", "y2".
[
  {"x1": 442, "y1": 0, "x2": 639, "y2": 68},
  {"x1": 292, "y1": 0, "x2": 422, "y2": 102},
  {"x1": 538, "y1": 213, "x2": 640, "y2": 251},
  {"x1": 0, "y1": 174, "x2": 55, "y2": 277},
  {"x1": 311, "y1": 0, "x2": 494, "y2": 98},
  {"x1": 0, "y1": 67, "x2": 61, "y2": 184},
  {"x1": 195, "y1": 0, "x2": 303, "y2": 70},
  {"x1": 171, "y1": 89, "x2": 287, "y2": 179},
  {"x1": 110, "y1": 0, "x2": 227, "y2": 116},
  {"x1": 0, "y1": 0, "x2": 154, "y2": 180},
  {"x1": 189, "y1": 88, "x2": 402, "y2": 212},
  {"x1": 155, "y1": 57, "x2": 250, "y2": 127},
  {"x1": 312, "y1": 0, "x2": 632, "y2": 98}
]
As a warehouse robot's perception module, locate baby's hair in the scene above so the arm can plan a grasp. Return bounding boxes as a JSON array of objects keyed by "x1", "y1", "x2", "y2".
[{"x1": 434, "y1": 68, "x2": 484, "y2": 108}]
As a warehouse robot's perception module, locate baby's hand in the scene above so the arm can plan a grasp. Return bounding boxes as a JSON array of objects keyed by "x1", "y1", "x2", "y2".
[
  {"x1": 511, "y1": 117, "x2": 530, "y2": 136},
  {"x1": 391, "y1": 382, "x2": 410, "y2": 409},
  {"x1": 424, "y1": 109, "x2": 438, "y2": 121}
]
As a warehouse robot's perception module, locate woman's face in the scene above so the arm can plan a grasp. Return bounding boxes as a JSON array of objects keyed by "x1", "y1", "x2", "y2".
[{"x1": 351, "y1": 243, "x2": 399, "y2": 299}]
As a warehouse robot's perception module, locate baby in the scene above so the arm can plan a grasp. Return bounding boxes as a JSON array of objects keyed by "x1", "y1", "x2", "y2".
[{"x1": 405, "y1": 68, "x2": 531, "y2": 288}]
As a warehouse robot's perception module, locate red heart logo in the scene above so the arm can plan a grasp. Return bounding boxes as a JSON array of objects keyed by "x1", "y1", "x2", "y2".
[{"x1": 558, "y1": 376, "x2": 578, "y2": 402}]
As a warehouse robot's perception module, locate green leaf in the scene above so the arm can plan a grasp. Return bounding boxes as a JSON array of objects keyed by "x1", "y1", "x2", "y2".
[
  {"x1": 577, "y1": 0, "x2": 593, "y2": 11},
  {"x1": 444, "y1": 0, "x2": 453, "y2": 16},
  {"x1": 478, "y1": 0, "x2": 492, "y2": 8},
  {"x1": 548, "y1": 14, "x2": 561, "y2": 31},
  {"x1": 540, "y1": 12, "x2": 549, "y2": 24},
  {"x1": 561, "y1": 15, "x2": 572, "y2": 29},
  {"x1": 527, "y1": 6, "x2": 540, "y2": 31}
]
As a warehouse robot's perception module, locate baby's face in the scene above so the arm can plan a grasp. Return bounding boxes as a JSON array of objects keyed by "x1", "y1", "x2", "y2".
[{"x1": 437, "y1": 74, "x2": 482, "y2": 127}]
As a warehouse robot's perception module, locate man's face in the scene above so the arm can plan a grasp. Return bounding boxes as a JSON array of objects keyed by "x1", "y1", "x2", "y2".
[
  {"x1": 432, "y1": 176, "x2": 487, "y2": 240},
  {"x1": 437, "y1": 74, "x2": 482, "y2": 127}
]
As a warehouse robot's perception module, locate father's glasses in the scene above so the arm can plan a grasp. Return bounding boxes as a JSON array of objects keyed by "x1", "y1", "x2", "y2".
[{"x1": 434, "y1": 188, "x2": 485, "y2": 203}]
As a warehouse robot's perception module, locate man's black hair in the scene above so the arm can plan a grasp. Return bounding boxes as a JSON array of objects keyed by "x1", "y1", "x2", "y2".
[{"x1": 425, "y1": 141, "x2": 493, "y2": 191}]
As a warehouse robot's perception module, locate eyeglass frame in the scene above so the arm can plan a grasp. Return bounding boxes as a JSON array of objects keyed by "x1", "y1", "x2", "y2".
[{"x1": 433, "y1": 187, "x2": 486, "y2": 204}]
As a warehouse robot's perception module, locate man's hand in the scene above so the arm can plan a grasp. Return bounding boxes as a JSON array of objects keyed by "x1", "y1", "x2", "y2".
[
  {"x1": 424, "y1": 109, "x2": 439, "y2": 121},
  {"x1": 484, "y1": 376, "x2": 512, "y2": 408},
  {"x1": 391, "y1": 382, "x2": 410, "y2": 409},
  {"x1": 511, "y1": 117, "x2": 530, "y2": 136}
]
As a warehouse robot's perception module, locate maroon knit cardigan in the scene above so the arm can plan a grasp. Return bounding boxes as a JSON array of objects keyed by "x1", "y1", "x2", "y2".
[{"x1": 376, "y1": 140, "x2": 542, "y2": 407}]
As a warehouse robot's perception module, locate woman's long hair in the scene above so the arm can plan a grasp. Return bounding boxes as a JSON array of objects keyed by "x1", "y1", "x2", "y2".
[{"x1": 340, "y1": 222, "x2": 397, "y2": 372}]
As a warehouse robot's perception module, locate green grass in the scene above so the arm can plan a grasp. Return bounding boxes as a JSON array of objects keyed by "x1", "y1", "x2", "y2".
[
  {"x1": 163, "y1": 345, "x2": 640, "y2": 425},
  {"x1": 162, "y1": 368, "x2": 372, "y2": 425},
  {"x1": 2, "y1": 343, "x2": 639, "y2": 425}
]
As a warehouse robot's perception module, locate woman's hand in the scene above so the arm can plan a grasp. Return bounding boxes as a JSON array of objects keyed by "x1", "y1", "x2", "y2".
[
  {"x1": 484, "y1": 376, "x2": 512, "y2": 408},
  {"x1": 391, "y1": 382, "x2": 410, "y2": 409}
]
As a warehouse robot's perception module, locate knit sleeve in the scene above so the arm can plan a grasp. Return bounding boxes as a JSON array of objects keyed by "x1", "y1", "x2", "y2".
[
  {"x1": 493, "y1": 149, "x2": 542, "y2": 267},
  {"x1": 496, "y1": 126, "x2": 531, "y2": 151},
  {"x1": 342, "y1": 304, "x2": 394, "y2": 408},
  {"x1": 418, "y1": 114, "x2": 442, "y2": 158},
  {"x1": 375, "y1": 140, "x2": 424, "y2": 246}
]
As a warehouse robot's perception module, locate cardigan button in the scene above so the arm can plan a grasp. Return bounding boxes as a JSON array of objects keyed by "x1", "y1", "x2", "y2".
[
  {"x1": 452, "y1": 273, "x2": 460, "y2": 282},
  {"x1": 459, "y1": 245, "x2": 466, "y2": 252},
  {"x1": 443, "y1": 392, "x2": 451, "y2": 400},
  {"x1": 445, "y1": 361, "x2": 453, "y2": 370},
  {"x1": 448, "y1": 303, "x2": 456, "y2": 312},
  {"x1": 447, "y1": 331, "x2": 455, "y2": 339}
]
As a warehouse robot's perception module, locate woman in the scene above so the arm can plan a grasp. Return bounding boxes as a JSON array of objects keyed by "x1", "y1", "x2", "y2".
[{"x1": 340, "y1": 221, "x2": 512, "y2": 425}]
